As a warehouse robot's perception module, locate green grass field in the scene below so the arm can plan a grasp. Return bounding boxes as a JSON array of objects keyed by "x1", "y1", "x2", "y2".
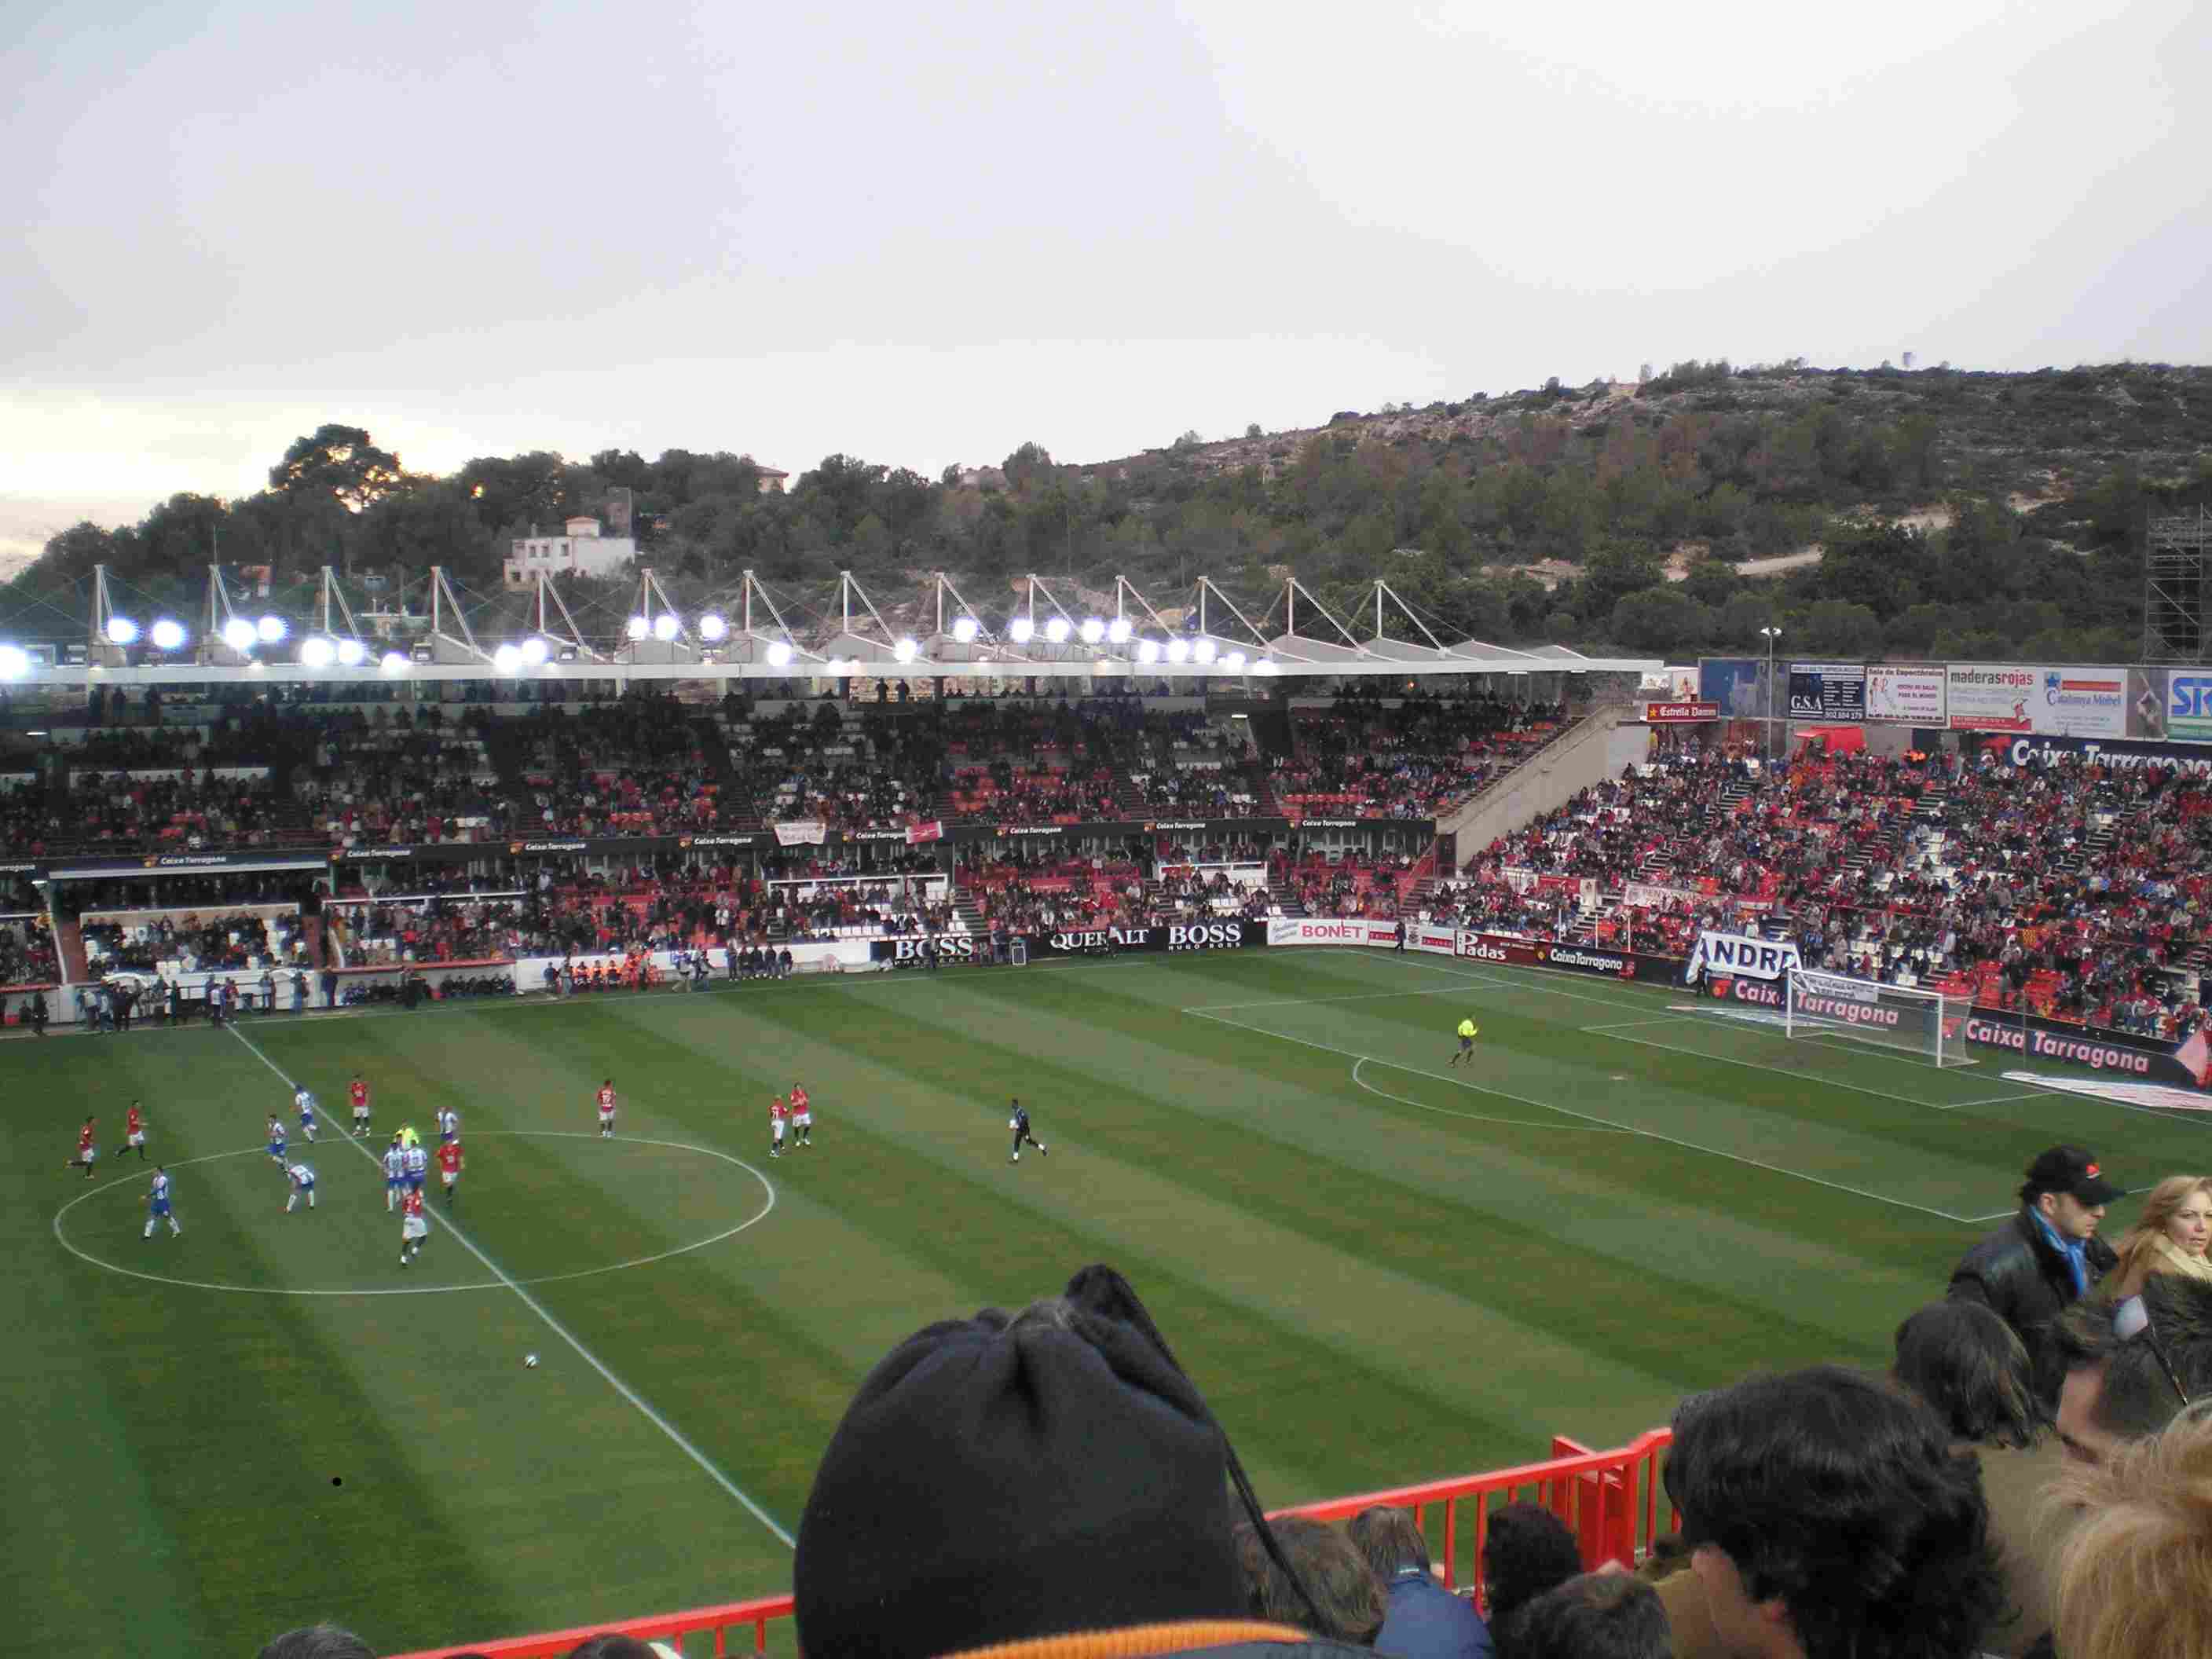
[{"x1": 7, "y1": 947, "x2": 2207, "y2": 1657}]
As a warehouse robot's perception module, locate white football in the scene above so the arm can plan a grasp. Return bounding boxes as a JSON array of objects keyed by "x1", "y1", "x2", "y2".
[{"x1": 525, "y1": 1353, "x2": 539, "y2": 1368}]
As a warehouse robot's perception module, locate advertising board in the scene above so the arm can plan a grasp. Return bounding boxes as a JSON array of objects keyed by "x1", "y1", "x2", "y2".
[
  {"x1": 2033, "y1": 666, "x2": 2127, "y2": 738},
  {"x1": 1787, "y1": 663, "x2": 1867, "y2": 720},
  {"x1": 1865, "y1": 665, "x2": 1946, "y2": 724},
  {"x1": 1944, "y1": 663, "x2": 2037, "y2": 732},
  {"x1": 1452, "y1": 930, "x2": 1676, "y2": 983}
]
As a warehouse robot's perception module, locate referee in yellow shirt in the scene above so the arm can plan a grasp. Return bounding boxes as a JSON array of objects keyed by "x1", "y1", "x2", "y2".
[{"x1": 1451, "y1": 1016, "x2": 1478, "y2": 1066}]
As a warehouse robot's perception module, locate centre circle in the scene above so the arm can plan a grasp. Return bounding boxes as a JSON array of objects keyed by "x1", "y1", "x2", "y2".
[{"x1": 51, "y1": 1131, "x2": 775, "y2": 1297}]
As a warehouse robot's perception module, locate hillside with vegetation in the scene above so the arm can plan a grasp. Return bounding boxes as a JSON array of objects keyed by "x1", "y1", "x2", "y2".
[{"x1": 12, "y1": 361, "x2": 2212, "y2": 661}]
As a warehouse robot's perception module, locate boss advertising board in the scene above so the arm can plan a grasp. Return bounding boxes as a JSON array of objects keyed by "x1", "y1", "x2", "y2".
[
  {"x1": 867, "y1": 921, "x2": 1268, "y2": 962},
  {"x1": 1787, "y1": 663, "x2": 1867, "y2": 720},
  {"x1": 1865, "y1": 665, "x2": 1947, "y2": 724}
]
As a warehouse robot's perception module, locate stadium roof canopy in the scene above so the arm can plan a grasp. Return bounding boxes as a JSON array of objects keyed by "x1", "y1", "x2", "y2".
[{"x1": 0, "y1": 565, "x2": 1657, "y2": 687}]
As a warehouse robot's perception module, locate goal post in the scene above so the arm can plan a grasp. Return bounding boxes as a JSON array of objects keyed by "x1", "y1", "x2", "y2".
[{"x1": 1785, "y1": 966, "x2": 1973, "y2": 1068}]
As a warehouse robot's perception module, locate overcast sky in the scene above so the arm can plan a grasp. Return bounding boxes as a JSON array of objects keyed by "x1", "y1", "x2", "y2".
[{"x1": 3, "y1": 0, "x2": 2207, "y2": 563}]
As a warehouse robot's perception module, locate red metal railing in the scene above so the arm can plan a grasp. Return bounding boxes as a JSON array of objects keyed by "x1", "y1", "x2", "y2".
[
  {"x1": 386, "y1": 1429, "x2": 1672, "y2": 1659},
  {"x1": 1272, "y1": 1428, "x2": 1674, "y2": 1596},
  {"x1": 387, "y1": 1594, "x2": 796, "y2": 1659}
]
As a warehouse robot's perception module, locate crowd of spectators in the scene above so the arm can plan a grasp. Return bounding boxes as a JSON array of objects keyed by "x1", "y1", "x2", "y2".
[
  {"x1": 513, "y1": 700, "x2": 728, "y2": 839},
  {"x1": 1276, "y1": 692, "x2": 1566, "y2": 822},
  {"x1": 297, "y1": 706, "x2": 510, "y2": 846},
  {"x1": 80, "y1": 910, "x2": 293, "y2": 976},
  {"x1": 0, "y1": 915, "x2": 57, "y2": 985},
  {"x1": 1271, "y1": 846, "x2": 1424, "y2": 921},
  {"x1": 0, "y1": 690, "x2": 1537, "y2": 860},
  {"x1": 1454, "y1": 738, "x2": 2212, "y2": 1039},
  {"x1": 274, "y1": 1152, "x2": 2212, "y2": 1659},
  {"x1": 67, "y1": 768, "x2": 302, "y2": 850},
  {"x1": 771, "y1": 880, "x2": 953, "y2": 940}
]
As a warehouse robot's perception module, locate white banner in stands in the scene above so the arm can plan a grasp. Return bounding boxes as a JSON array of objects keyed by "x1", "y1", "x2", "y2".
[{"x1": 1684, "y1": 929, "x2": 1802, "y2": 982}]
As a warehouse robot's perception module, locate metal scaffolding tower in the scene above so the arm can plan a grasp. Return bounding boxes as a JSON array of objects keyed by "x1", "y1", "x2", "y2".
[{"x1": 2144, "y1": 507, "x2": 2212, "y2": 662}]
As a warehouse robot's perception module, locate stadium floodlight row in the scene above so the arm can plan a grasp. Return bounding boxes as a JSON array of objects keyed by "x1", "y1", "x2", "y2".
[{"x1": 0, "y1": 566, "x2": 1661, "y2": 687}]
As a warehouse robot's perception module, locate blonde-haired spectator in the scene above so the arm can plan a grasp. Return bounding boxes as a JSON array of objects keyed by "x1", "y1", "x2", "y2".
[
  {"x1": 2106, "y1": 1175, "x2": 2212, "y2": 1303},
  {"x1": 2050, "y1": 1406, "x2": 2212, "y2": 1659}
]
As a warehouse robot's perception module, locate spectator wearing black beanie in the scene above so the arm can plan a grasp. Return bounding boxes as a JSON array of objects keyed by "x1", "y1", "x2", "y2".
[{"x1": 797, "y1": 1265, "x2": 1364, "y2": 1659}]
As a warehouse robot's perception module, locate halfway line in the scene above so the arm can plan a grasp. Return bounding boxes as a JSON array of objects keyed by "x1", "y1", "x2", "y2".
[{"x1": 222, "y1": 1021, "x2": 795, "y2": 1548}]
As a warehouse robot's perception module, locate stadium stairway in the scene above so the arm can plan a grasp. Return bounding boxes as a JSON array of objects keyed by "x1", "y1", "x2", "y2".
[
  {"x1": 2063, "y1": 804, "x2": 2126, "y2": 875},
  {"x1": 949, "y1": 886, "x2": 987, "y2": 936},
  {"x1": 475, "y1": 716, "x2": 537, "y2": 808},
  {"x1": 1268, "y1": 875, "x2": 1308, "y2": 917},
  {"x1": 690, "y1": 716, "x2": 750, "y2": 817},
  {"x1": 1245, "y1": 705, "x2": 1294, "y2": 763}
]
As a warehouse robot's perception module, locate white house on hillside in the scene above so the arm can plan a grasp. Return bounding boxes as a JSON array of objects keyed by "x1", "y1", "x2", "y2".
[{"x1": 504, "y1": 515, "x2": 637, "y2": 589}]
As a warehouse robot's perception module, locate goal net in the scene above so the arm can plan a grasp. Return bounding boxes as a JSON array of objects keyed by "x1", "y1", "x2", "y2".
[{"x1": 1785, "y1": 967, "x2": 1972, "y2": 1068}]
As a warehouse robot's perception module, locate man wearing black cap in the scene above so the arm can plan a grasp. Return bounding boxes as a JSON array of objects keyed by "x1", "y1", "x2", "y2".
[{"x1": 1949, "y1": 1144, "x2": 2124, "y2": 1406}]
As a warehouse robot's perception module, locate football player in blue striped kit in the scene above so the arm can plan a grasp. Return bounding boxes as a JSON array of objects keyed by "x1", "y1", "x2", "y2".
[{"x1": 143, "y1": 1167, "x2": 180, "y2": 1239}]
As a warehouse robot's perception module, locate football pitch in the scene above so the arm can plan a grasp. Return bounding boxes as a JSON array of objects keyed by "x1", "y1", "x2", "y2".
[{"x1": 8, "y1": 947, "x2": 2207, "y2": 1657}]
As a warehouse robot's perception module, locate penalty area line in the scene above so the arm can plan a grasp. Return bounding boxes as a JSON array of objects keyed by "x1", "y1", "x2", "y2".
[
  {"x1": 1351, "y1": 1058, "x2": 1632, "y2": 1133},
  {"x1": 222, "y1": 1021, "x2": 795, "y2": 1548},
  {"x1": 1184, "y1": 1008, "x2": 1992, "y2": 1224}
]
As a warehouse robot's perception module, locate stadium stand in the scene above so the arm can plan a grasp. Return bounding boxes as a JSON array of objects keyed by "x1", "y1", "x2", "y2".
[{"x1": 1458, "y1": 740, "x2": 2212, "y2": 1038}]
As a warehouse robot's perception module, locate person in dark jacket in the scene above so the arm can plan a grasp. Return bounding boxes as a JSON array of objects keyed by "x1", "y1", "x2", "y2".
[
  {"x1": 1348, "y1": 1506, "x2": 1492, "y2": 1659},
  {"x1": 1950, "y1": 1144, "x2": 2125, "y2": 1407}
]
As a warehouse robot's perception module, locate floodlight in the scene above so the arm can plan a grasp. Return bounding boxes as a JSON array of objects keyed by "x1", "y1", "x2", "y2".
[
  {"x1": 256, "y1": 615, "x2": 287, "y2": 643},
  {"x1": 1193, "y1": 638, "x2": 1218, "y2": 665},
  {"x1": 1166, "y1": 638, "x2": 1191, "y2": 664},
  {"x1": 493, "y1": 643, "x2": 523, "y2": 673},
  {"x1": 1045, "y1": 616, "x2": 1071, "y2": 644},
  {"x1": 335, "y1": 638, "x2": 365, "y2": 666},
  {"x1": 0, "y1": 645, "x2": 29, "y2": 679},
  {"x1": 150, "y1": 619, "x2": 187, "y2": 651},
  {"x1": 1137, "y1": 638, "x2": 1161, "y2": 665},
  {"x1": 520, "y1": 637, "x2": 549, "y2": 666},
  {"x1": 299, "y1": 637, "x2": 336, "y2": 669},
  {"x1": 951, "y1": 616, "x2": 979, "y2": 644},
  {"x1": 625, "y1": 616, "x2": 650, "y2": 640},
  {"x1": 698, "y1": 613, "x2": 728, "y2": 642},
  {"x1": 1223, "y1": 650, "x2": 1247, "y2": 672},
  {"x1": 1255, "y1": 658, "x2": 1278, "y2": 676},
  {"x1": 894, "y1": 636, "x2": 918, "y2": 663},
  {"x1": 222, "y1": 618, "x2": 257, "y2": 651},
  {"x1": 1107, "y1": 617, "x2": 1131, "y2": 644},
  {"x1": 1009, "y1": 617, "x2": 1035, "y2": 644},
  {"x1": 1079, "y1": 617, "x2": 1105, "y2": 645},
  {"x1": 104, "y1": 617, "x2": 140, "y2": 646},
  {"x1": 767, "y1": 640, "x2": 794, "y2": 668},
  {"x1": 652, "y1": 613, "x2": 680, "y2": 642},
  {"x1": 380, "y1": 651, "x2": 410, "y2": 676}
]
